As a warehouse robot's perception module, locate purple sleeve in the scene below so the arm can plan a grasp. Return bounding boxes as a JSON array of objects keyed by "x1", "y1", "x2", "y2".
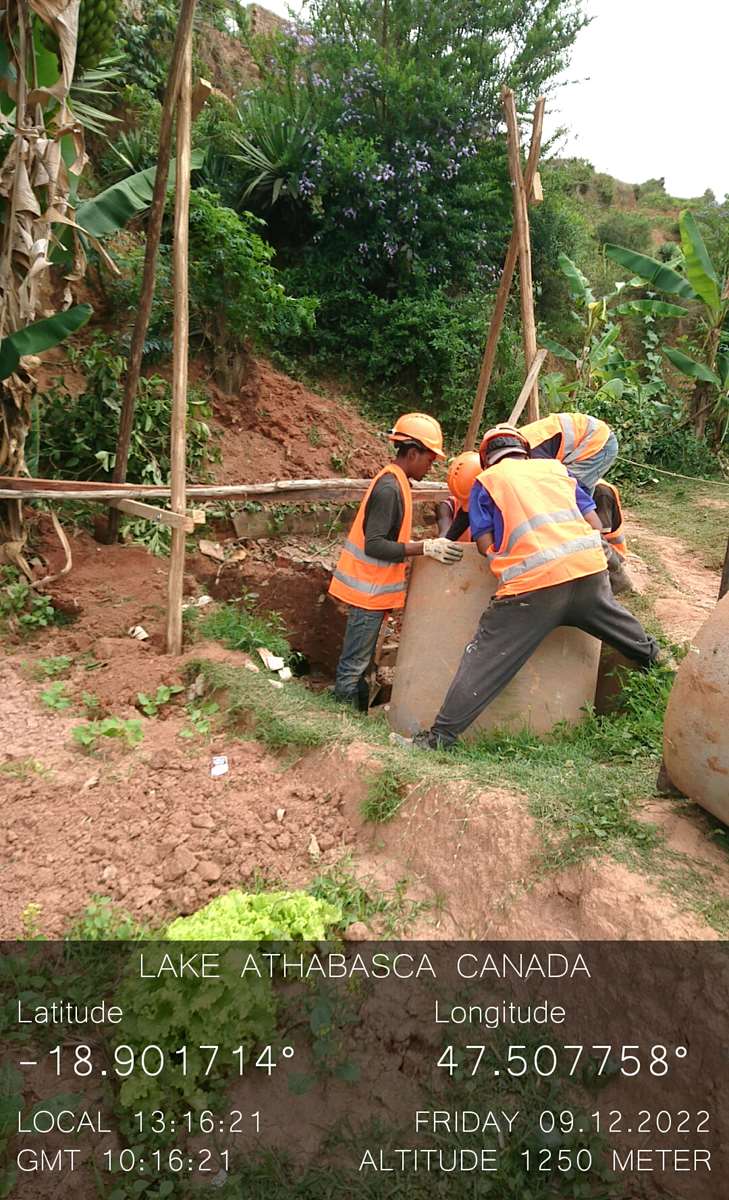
[
  {"x1": 468, "y1": 481, "x2": 496, "y2": 541},
  {"x1": 573, "y1": 479, "x2": 597, "y2": 516}
]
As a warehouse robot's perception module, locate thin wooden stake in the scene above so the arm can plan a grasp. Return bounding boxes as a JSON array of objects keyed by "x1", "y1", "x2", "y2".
[
  {"x1": 503, "y1": 87, "x2": 540, "y2": 424},
  {"x1": 165, "y1": 31, "x2": 193, "y2": 655},
  {"x1": 719, "y1": 530, "x2": 729, "y2": 601},
  {"x1": 106, "y1": 0, "x2": 198, "y2": 544},
  {"x1": 463, "y1": 97, "x2": 544, "y2": 450},
  {"x1": 507, "y1": 348, "x2": 547, "y2": 427}
]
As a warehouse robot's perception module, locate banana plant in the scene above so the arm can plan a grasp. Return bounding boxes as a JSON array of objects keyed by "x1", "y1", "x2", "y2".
[
  {"x1": 606, "y1": 211, "x2": 729, "y2": 441},
  {"x1": 541, "y1": 253, "x2": 685, "y2": 398}
]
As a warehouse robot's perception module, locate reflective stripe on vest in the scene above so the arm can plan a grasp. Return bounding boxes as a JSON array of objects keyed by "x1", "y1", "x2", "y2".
[
  {"x1": 477, "y1": 458, "x2": 607, "y2": 596},
  {"x1": 521, "y1": 412, "x2": 610, "y2": 465},
  {"x1": 597, "y1": 478, "x2": 627, "y2": 558},
  {"x1": 328, "y1": 464, "x2": 413, "y2": 610}
]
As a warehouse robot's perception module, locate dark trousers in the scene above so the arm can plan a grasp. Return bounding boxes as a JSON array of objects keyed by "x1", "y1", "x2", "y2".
[
  {"x1": 334, "y1": 606, "x2": 386, "y2": 707},
  {"x1": 430, "y1": 570, "x2": 659, "y2": 746}
]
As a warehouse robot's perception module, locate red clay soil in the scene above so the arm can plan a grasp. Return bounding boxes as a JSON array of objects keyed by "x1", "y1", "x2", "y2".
[
  {"x1": 207, "y1": 355, "x2": 387, "y2": 484},
  {"x1": 0, "y1": 645, "x2": 355, "y2": 939}
]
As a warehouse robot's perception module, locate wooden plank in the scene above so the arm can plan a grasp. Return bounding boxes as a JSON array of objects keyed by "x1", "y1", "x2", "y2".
[
  {"x1": 719, "y1": 530, "x2": 729, "y2": 601},
  {"x1": 508, "y1": 348, "x2": 547, "y2": 426},
  {"x1": 503, "y1": 87, "x2": 540, "y2": 423},
  {"x1": 531, "y1": 171, "x2": 544, "y2": 204},
  {"x1": 165, "y1": 31, "x2": 193, "y2": 655},
  {"x1": 0, "y1": 476, "x2": 450, "y2": 503},
  {"x1": 109, "y1": 498, "x2": 194, "y2": 532},
  {"x1": 107, "y1": 0, "x2": 198, "y2": 545},
  {"x1": 463, "y1": 96, "x2": 544, "y2": 450}
]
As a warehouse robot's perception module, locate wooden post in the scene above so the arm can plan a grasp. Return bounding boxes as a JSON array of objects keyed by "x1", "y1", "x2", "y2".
[
  {"x1": 106, "y1": 0, "x2": 198, "y2": 544},
  {"x1": 463, "y1": 97, "x2": 544, "y2": 450},
  {"x1": 502, "y1": 87, "x2": 540, "y2": 424},
  {"x1": 165, "y1": 30, "x2": 193, "y2": 656},
  {"x1": 719, "y1": 530, "x2": 729, "y2": 601}
]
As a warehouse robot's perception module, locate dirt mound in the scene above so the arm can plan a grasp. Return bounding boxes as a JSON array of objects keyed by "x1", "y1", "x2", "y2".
[
  {"x1": 0, "y1": 652, "x2": 356, "y2": 938},
  {"x1": 210, "y1": 356, "x2": 386, "y2": 484}
]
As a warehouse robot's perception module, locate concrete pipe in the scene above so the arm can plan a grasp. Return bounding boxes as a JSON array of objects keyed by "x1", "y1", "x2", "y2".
[
  {"x1": 663, "y1": 593, "x2": 729, "y2": 824},
  {"x1": 388, "y1": 545, "x2": 602, "y2": 739}
]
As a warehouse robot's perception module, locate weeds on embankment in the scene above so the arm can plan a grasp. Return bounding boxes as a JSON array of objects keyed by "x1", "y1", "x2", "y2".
[{"x1": 189, "y1": 655, "x2": 729, "y2": 936}]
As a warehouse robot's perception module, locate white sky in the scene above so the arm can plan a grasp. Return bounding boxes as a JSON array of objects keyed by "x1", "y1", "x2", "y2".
[{"x1": 258, "y1": 0, "x2": 727, "y2": 200}]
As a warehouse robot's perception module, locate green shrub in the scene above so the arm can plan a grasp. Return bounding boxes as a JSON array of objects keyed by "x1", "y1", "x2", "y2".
[
  {"x1": 188, "y1": 188, "x2": 317, "y2": 389},
  {"x1": 67, "y1": 895, "x2": 150, "y2": 940},
  {"x1": 596, "y1": 212, "x2": 652, "y2": 254},
  {"x1": 72, "y1": 717, "x2": 144, "y2": 751},
  {"x1": 38, "y1": 335, "x2": 216, "y2": 484}
]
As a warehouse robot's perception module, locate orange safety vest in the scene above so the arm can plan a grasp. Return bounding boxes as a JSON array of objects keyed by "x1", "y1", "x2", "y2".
[
  {"x1": 521, "y1": 412, "x2": 611, "y2": 465},
  {"x1": 329, "y1": 464, "x2": 413, "y2": 610},
  {"x1": 444, "y1": 495, "x2": 472, "y2": 543},
  {"x1": 477, "y1": 458, "x2": 606, "y2": 597},
  {"x1": 595, "y1": 478, "x2": 627, "y2": 558}
]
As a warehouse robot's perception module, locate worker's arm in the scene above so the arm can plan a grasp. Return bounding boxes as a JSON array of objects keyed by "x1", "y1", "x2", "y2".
[
  {"x1": 583, "y1": 508, "x2": 604, "y2": 532},
  {"x1": 445, "y1": 508, "x2": 470, "y2": 541},
  {"x1": 436, "y1": 500, "x2": 453, "y2": 536},
  {"x1": 468, "y1": 481, "x2": 497, "y2": 558},
  {"x1": 364, "y1": 480, "x2": 461, "y2": 562}
]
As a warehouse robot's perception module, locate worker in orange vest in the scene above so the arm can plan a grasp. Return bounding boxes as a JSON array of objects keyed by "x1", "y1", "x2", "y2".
[
  {"x1": 436, "y1": 452, "x2": 481, "y2": 541},
  {"x1": 593, "y1": 477, "x2": 633, "y2": 594},
  {"x1": 397, "y1": 425, "x2": 663, "y2": 750},
  {"x1": 329, "y1": 413, "x2": 463, "y2": 709},
  {"x1": 520, "y1": 411, "x2": 618, "y2": 494}
]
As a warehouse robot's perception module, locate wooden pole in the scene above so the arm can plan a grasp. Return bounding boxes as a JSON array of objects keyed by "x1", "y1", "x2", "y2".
[
  {"x1": 106, "y1": 0, "x2": 198, "y2": 544},
  {"x1": 719, "y1": 531, "x2": 729, "y2": 601},
  {"x1": 463, "y1": 96, "x2": 544, "y2": 451},
  {"x1": 507, "y1": 348, "x2": 547, "y2": 427},
  {"x1": 165, "y1": 30, "x2": 193, "y2": 655},
  {"x1": 502, "y1": 87, "x2": 540, "y2": 424}
]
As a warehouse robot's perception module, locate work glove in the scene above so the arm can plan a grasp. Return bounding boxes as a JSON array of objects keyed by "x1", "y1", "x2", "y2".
[{"x1": 422, "y1": 537, "x2": 464, "y2": 565}]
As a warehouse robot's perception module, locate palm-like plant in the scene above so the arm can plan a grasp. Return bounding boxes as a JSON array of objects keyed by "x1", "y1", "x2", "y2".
[
  {"x1": 231, "y1": 91, "x2": 318, "y2": 209},
  {"x1": 606, "y1": 212, "x2": 729, "y2": 441}
]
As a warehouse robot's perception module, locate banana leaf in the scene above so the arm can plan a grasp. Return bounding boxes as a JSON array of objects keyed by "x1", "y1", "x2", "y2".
[
  {"x1": 717, "y1": 352, "x2": 729, "y2": 390},
  {"x1": 0, "y1": 304, "x2": 92, "y2": 381},
  {"x1": 615, "y1": 299, "x2": 688, "y2": 318},
  {"x1": 76, "y1": 150, "x2": 204, "y2": 238},
  {"x1": 541, "y1": 336, "x2": 578, "y2": 363},
  {"x1": 604, "y1": 244, "x2": 695, "y2": 299},
  {"x1": 557, "y1": 252, "x2": 594, "y2": 304},
  {"x1": 663, "y1": 346, "x2": 720, "y2": 385},
  {"x1": 679, "y1": 211, "x2": 722, "y2": 318}
]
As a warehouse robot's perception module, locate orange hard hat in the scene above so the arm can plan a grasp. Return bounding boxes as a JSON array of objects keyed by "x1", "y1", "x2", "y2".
[
  {"x1": 479, "y1": 423, "x2": 529, "y2": 467},
  {"x1": 387, "y1": 412, "x2": 446, "y2": 459},
  {"x1": 447, "y1": 452, "x2": 481, "y2": 509}
]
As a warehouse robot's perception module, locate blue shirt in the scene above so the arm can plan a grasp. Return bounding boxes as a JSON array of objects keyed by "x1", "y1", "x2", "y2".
[{"x1": 468, "y1": 472, "x2": 596, "y2": 546}]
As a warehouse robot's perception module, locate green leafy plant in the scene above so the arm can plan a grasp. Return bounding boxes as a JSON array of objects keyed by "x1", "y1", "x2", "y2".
[
  {"x1": 38, "y1": 336, "x2": 215, "y2": 485},
  {"x1": 0, "y1": 1064, "x2": 22, "y2": 1197},
  {"x1": 32, "y1": 655, "x2": 73, "y2": 679},
  {"x1": 606, "y1": 210, "x2": 729, "y2": 441},
  {"x1": 72, "y1": 717, "x2": 144, "y2": 752},
  {"x1": 0, "y1": 569, "x2": 62, "y2": 635},
  {"x1": 136, "y1": 683, "x2": 184, "y2": 717},
  {"x1": 179, "y1": 699, "x2": 220, "y2": 739},
  {"x1": 0, "y1": 306, "x2": 92, "y2": 382},
  {"x1": 81, "y1": 691, "x2": 104, "y2": 719},
  {"x1": 40, "y1": 681, "x2": 72, "y2": 712},
  {"x1": 66, "y1": 895, "x2": 150, "y2": 941},
  {"x1": 166, "y1": 889, "x2": 341, "y2": 940}
]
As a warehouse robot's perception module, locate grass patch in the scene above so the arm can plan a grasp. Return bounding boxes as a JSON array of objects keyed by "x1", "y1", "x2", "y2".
[
  {"x1": 361, "y1": 765, "x2": 407, "y2": 823},
  {"x1": 628, "y1": 477, "x2": 729, "y2": 570},
  {"x1": 0, "y1": 757, "x2": 51, "y2": 780},
  {"x1": 201, "y1": 598, "x2": 291, "y2": 661}
]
